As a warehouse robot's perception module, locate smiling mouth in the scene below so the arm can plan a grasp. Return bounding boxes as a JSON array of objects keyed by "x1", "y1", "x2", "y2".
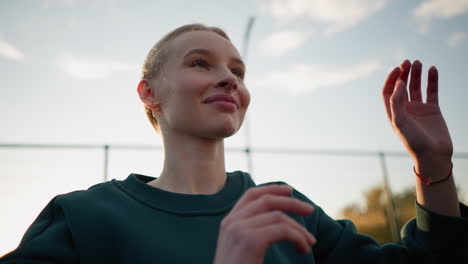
[
  {"x1": 205, "y1": 101, "x2": 237, "y2": 111},
  {"x1": 203, "y1": 94, "x2": 239, "y2": 109}
]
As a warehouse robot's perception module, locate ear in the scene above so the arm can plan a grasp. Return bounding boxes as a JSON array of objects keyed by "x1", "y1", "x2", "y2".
[{"x1": 137, "y1": 80, "x2": 160, "y2": 111}]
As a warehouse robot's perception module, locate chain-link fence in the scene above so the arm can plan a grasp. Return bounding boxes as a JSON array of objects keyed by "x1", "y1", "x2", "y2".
[{"x1": 1, "y1": 143, "x2": 467, "y2": 253}]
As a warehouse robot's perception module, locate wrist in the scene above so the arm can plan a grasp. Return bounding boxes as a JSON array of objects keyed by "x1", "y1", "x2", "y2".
[
  {"x1": 414, "y1": 157, "x2": 452, "y2": 184},
  {"x1": 414, "y1": 163, "x2": 452, "y2": 185}
]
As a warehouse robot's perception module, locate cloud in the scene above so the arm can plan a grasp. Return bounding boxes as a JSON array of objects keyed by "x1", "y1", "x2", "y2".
[
  {"x1": 261, "y1": 0, "x2": 389, "y2": 34},
  {"x1": 57, "y1": 54, "x2": 138, "y2": 80},
  {"x1": 261, "y1": 30, "x2": 310, "y2": 56},
  {"x1": 250, "y1": 60, "x2": 381, "y2": 95},
  {"x1": 413, "y1": 0, "x2": 468, "y2": 33},
  {"x1": 0, "y1": 40, "x2": 25, "y2": 61},
  {"x1": 414, "y1": 0, "x2": 468, "y2": 20},
  {"x1": 447, "y1": 32, "x2": 467, "y2": 47}
]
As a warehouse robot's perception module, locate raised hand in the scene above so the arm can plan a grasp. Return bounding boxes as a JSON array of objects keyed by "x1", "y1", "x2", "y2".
[
  {"x1": 382, "y1": 60, "x2": 453, "y2": 181},
  {"x1": 213, "y1": 185, "x2": 316, "y2": 264}
]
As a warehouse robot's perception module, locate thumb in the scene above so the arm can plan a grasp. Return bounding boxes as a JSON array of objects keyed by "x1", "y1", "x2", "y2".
[{"x1": 390, "y1": 80, "x2": 409, "y2": 127}]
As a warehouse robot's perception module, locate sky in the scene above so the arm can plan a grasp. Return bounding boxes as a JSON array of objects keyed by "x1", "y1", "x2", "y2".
[{"x1": 1, "y1": 0, "x2": 468, "y2": 255}]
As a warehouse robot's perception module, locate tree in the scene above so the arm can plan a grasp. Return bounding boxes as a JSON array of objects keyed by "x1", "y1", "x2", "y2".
[{"x1": 340, "y1": 185, "x2": 416, "y2": 244}]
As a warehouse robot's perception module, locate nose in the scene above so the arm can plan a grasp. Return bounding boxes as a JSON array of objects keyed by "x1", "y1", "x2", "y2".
[{"x1": 216, "y1": 71, "x2": 238, "y2": 91}]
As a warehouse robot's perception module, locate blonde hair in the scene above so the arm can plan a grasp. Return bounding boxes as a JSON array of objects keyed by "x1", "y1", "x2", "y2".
[{"x1": 141, "y1": 24, "x2": 230, "y2": 132}]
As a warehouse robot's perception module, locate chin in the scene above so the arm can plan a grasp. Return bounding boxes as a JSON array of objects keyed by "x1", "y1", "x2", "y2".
[
  {"x1": 212, "y1": 128, "x2": 239, "y2": 139},
  {"x1": 202, "y1": 123, "x2": 239, "y2": 139}
]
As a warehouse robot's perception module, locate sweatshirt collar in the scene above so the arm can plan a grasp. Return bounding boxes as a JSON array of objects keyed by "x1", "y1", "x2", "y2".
[{"x1": 112, "y1": 171, "x2": 255, "y2": 215}]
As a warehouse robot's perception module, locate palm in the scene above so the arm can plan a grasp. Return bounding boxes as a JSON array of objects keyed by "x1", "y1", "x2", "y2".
[{"x1": 382, "y1": 60, "x2": 453, "y2": 160}]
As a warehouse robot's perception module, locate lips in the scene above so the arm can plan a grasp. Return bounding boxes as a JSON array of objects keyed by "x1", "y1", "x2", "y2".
[{"x1": 203, "y1": 94, "x2": 239, "y2": 109}]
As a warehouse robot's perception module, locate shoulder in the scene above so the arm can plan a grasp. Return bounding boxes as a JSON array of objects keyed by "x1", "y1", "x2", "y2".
[
  {"x1": 49, "y1": 179, "x2": 136, "y2": 233},
  {"x1": 55, "y1": 180, "x2": 115, "y2": 205},
  {"x1": 52, "y1": 180, "x2": 127, "y2": 221}
]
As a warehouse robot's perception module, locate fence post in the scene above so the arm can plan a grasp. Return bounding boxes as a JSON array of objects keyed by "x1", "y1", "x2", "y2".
[
  {"x1": 378, "y1": 152, "x2": 401, "y2": 243},
  {"x1": 245, "y1": 147, "x2": 253, "y2": 175},
  {"x1": 241, "y1": 16, "x2": 255, "y2": 176},
  {"x1": 103, "y1": 145, "x2": 109, "y2": 182}
]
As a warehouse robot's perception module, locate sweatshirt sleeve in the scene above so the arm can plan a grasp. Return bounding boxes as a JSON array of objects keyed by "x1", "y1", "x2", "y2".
[
  {"x1": 0, "y1": 195, "x2": 79, "y2": 264},
  {"x1": 292, "y1": 190, "x2": 468, "y2": 264}
]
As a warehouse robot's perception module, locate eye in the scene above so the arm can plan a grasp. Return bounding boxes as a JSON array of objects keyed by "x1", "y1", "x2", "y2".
[
  {"x1": 231, "y1": 68, "x2": 245, "y2": 79},
  {"x1": 191, "y1": 59, "x2": 209, "y2": 69}
]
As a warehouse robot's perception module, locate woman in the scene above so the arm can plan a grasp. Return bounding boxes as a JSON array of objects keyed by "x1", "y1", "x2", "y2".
[{"x1": 1, "y1": 24, "x2": 467, "y2": 264}]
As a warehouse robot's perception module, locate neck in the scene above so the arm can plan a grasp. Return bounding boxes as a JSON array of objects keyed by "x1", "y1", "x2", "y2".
[{"x1": 149, "y1": 130, "x2": 227, "y2": 195}]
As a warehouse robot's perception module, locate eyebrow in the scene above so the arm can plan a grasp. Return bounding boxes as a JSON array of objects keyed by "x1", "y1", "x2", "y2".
[{"x1": 183, "y1": 48, "x2": 245, "y2": 68}]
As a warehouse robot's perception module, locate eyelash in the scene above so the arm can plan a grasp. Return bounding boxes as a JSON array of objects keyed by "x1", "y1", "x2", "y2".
[
  {"x1": 191, "y1": 59, "x2": 209, "y2": 69},
  {"x1": 231, "y1": 68, "x2": 244, "y2": 79},
  {"x1": 190, "y1": 59, "x2": 244, "y2": 79}
]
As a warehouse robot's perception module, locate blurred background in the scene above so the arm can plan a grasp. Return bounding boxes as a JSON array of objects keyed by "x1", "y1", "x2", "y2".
[{"x1": 1, "y1": 0, "x2": 468, "y2": 255}]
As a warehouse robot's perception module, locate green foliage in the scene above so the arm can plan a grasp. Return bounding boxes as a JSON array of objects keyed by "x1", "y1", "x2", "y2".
[{"x1": 340, "y1": 185, "x2": 416, "y2": 244}]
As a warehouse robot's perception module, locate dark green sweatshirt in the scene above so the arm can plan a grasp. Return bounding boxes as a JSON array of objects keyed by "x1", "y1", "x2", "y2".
[{"x1": 1, "y1": 171, "x2": 467, "y2": 263}]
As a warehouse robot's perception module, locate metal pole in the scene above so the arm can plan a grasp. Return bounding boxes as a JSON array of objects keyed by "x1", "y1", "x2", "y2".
[
  {"x1": 103, "y1": 145, "x2": 109, "y2": 182},
  {"x1": 241, "y1": 16, "x2": 256, "y2": 175},
  {"x1": 378, "y1": 152, "x2": 401, "y2": 243}
]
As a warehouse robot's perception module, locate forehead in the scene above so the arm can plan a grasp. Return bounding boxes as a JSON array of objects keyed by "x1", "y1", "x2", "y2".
[{"x1": 166, "y1": 31, "x2": 241, "y2": 62}]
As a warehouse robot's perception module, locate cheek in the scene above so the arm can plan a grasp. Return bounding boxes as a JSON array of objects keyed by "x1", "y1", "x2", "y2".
[
  {"x1": 166, "y1": 75, "x2": 203, "y2": 106},
  {"x1": 178, "y1": 72, "x2": 212, "y2": 94},
  {"x1": 241, "y1": 86, "x2": 251, "y2": 110},
  {"x1": 169, "y1": 74, "x2": 211, "y2": 118}
]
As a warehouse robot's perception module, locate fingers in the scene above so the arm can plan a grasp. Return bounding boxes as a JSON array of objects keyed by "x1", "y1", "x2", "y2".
[
  {"x1": 409, "y1": 60, "x2": 423, "y2": 102},
  {"x1": 427, "y1": 66, "x2": 439, "y2": 105},
  {"x1": 398, "y1": 60, "x2": 411, "y2": 84},
  {"x1": 234, "y1": 194, "x2": 314, "y2": 219},
  {"x1": 390, "y1": 80, "x2": 409, "y2": 127},
  {"x1": 389, "y1": 60, "x2": 439, "y2": 105},
  {"x1": 384, "y1": 59, "x2": 432, "y2": 127},
  {"x1": 232, "y1": 184, "x2": 293, "y2": 211},
  {"x1": 221, "y1": 185, "x2": 317, "y2": 255},
  {"x1": 256, "y1": 219, "x2": 314, "y2": 253},
  {"x1": 382, "y1": 67, "x2": 401, "y2": 121},
  {"x1": 243, "y1": 211, "x2": 316, "y2": 252}
]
